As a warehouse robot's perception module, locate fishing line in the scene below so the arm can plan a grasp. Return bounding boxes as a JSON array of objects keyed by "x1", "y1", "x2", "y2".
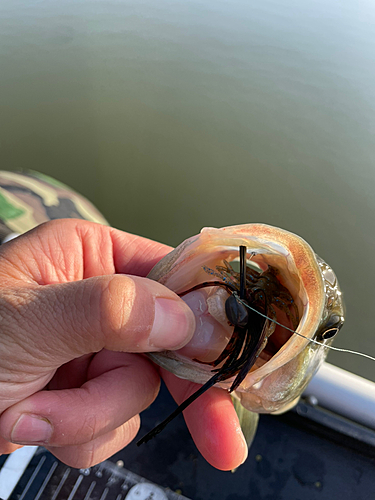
[{"x1": 235, "y1": 293, "x2": 375, "y2": 363}]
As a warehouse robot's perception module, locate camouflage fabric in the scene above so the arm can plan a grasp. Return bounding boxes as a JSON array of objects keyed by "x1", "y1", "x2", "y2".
[{"x1": 0, "y1": 171, "x2": 109, "y2": 242}]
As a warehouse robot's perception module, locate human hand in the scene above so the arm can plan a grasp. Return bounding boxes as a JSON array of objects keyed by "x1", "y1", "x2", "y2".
[{"x1": 0, "y1": 220, "x2": 247, "y2": 470}]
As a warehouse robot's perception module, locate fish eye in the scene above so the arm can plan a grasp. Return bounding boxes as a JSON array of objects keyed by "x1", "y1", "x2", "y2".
[
  {"x1": 319, "y1": 314, "x2": 344, "y2": 340},
  {"x1": 321, "y1": 328, "x2": 339, "y2": 340}
]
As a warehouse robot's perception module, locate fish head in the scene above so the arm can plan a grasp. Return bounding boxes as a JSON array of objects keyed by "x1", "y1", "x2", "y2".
[{"x1": 148, "y1": 223, "x2": 344, "y2": 414}]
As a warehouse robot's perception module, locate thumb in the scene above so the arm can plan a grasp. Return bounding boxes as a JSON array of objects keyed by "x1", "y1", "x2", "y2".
[{"x1": 1, "y1": 275, "x2": 196, "y2": 367}]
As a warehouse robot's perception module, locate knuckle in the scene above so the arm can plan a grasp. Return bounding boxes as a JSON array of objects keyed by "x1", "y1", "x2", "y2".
[
  {"x1": 75, "y1": 413, "x2": 98, "y2": 445},
  {"x1": 138, "y1": 368, "x2": 161, "y2": 411},
  {"x1": 60, "y1": 446, "x2": 97, "y2": 469},
  {"x1": 51, "y1": 416, "x2": 142, "y2": 469},
  {"x1": 98, "y1": 275, "x2": 136, "y2": 342}
]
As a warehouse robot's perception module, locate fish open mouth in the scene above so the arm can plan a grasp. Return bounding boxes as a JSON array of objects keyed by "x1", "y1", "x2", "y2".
[
  {"x1": 141, "y1": 223, "x2": 342, "y2": 443},
  {"x1": 146, "y1": 224, "x2": 328, "y2": 397},
  {"x1": 174, "y1": 247, "x2": 301, "y2": 390},
  {"x1": 178, "y1": 285, "x2": 296, "y2": 366}
]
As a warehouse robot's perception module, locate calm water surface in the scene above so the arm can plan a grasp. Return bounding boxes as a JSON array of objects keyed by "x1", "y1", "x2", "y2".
[{"x1": 1, "y1": 0, "x2": 375, "y2": 380}]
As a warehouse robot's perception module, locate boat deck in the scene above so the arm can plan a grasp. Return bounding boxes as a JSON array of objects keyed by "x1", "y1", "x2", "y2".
[{"x1": 1, "y1": 379, "x2": 374, "y2": 500}]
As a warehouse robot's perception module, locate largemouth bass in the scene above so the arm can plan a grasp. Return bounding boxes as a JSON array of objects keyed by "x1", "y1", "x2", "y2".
[{"x1": 140, "y1": 224, "x2": 344, "y2": 446}]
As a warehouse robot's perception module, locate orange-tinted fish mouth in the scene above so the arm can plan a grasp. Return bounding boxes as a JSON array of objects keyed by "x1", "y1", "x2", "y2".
[
  {"x1": 174, "y1": 247, "x2": 300, "y2": 392},
  {"x1": 148, "y1": 223, "x2": 342, "y2": 403}
]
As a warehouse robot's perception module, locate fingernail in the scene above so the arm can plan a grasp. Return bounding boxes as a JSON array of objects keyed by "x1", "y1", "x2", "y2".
[
  {"x1": 11, "y1": 414, "x2": 53, "y2": 445},
  {"x1": 239, "y1": 435, "x2": 249, "y2": 465},
  {"x1": 149, "y1": 298, "x2": 196, "y2": 349}
]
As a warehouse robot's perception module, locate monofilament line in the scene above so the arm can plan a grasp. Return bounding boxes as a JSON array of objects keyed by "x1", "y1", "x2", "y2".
[{"x1": 235, "y1": 293, "x2": 375, "y2": 363}]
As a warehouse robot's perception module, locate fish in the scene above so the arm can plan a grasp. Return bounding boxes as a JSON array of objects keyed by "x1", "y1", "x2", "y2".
[{"x1": 138, "y1": 223, "x2": 345, "y2": 447}]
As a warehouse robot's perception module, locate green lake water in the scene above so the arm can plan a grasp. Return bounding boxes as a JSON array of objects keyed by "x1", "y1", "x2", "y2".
[{"x1": 1, "y1": 0, "x2": 375, "y2": 380}]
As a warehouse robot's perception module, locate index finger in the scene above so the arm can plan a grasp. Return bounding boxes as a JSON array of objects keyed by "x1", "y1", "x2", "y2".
[{"x1": 0, "y1": 219, "x2": 171, "y2": 285}]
